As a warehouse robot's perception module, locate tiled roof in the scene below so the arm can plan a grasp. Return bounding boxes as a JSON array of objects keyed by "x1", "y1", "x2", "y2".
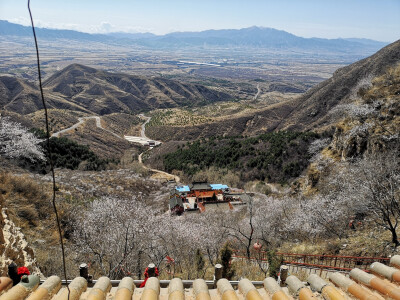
[
  {"x1": 190, "y1": 182, "x2": 211, "y2": 190},
  {"x1": 2, "y1": 255, "x2": 400, "y2": 300}
]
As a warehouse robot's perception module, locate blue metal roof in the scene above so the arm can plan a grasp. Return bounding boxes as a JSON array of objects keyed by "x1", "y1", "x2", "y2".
[
  {"x1": 210, "y1": 184, "x2": 229, "y2": 190},
  {"x1": 175, "y1": 185, "x2": 190, "y2": 192},
  {"x1": 176, "y1": 184, "x2": 228, "y2": 192}
]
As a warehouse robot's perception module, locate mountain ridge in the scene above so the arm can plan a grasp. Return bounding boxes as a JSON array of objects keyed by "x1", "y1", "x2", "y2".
[
  {"x1": 0, "y1": 20, "x2": 388, "y2": 54},
  {"x1": 0, "y1": 64, "x2": 233, "y2": 115}
]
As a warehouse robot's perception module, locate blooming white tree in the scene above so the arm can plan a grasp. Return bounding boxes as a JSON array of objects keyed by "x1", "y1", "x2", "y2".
[
  {"x1": 0, "y1": 115, "x2": 44, "y2": 161},
  {"x1": 73, "y1": 196, "x2": 154, "y2": 278},
  {"x1": 339, "y1": 150, "x2": 400, "y2": 246},
  {"x1": 73, "y1": 195, "x2": 230, "y2": 279}
]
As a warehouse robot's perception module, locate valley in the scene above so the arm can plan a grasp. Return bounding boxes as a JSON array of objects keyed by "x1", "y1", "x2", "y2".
[{"x1": 0, "y1": 18, "x2": 399, "y2": 284}]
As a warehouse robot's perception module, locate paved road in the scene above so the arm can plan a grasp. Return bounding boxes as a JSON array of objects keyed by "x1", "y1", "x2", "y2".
[
  {"x1": 52, "y1": 113, "x2": 179, "y2": 182},
  {"x1": 135, "y1": 115, "x2": 180, "y2": 183},
  {"x1": 254, "y1": 84, "x2": 261, "y2": 100},
  {"x1": 124, "y1": 114, "x2": 162, "y2": 146},
  {"x1": 51, "y1": 116, "x2": 122, "y2": 139},
  {"x1": 139, "y1": 113, "x2": 151, "y2": 139}
]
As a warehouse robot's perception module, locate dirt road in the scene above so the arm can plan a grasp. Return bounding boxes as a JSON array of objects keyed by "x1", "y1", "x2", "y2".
[{"x1": 51, "y1": 116, "x2": 121, "y2": 139}]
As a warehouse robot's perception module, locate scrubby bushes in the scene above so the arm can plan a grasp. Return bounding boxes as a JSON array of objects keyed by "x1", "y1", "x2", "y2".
[
  {"x1": 20, "y1": 129, "x2": 116, "y2": 172},
  {"x1": 163, "y1": 131, "x2": 319, "y2": 184}
]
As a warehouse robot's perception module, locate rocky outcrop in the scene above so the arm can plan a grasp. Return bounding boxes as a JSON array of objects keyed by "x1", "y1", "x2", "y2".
[{"x1": 0, "y1": 200, "x2": 41, "y2": 275}]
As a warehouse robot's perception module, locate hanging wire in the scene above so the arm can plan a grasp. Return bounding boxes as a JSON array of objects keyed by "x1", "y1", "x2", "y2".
[{"x1": 27, "y1": 1, "x2": 70, "y2": 298}]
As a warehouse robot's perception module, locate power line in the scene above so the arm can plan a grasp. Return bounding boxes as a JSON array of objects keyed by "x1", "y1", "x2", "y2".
[{"x1": 27, "y1": 1, "x2": 70, "y2": 298}]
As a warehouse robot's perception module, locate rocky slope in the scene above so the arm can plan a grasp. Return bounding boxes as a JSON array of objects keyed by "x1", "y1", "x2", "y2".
[
  {"x1": 0, "y1": 185, "x2": 41, "y2": 275},
  {"x1": 277, "y1": 39, "x2": 400, "y2": 132}
]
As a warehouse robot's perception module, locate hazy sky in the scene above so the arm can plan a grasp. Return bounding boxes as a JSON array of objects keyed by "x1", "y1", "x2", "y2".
[{"x1": 0, "y1": 0, "x2": 399, "y2": 42}]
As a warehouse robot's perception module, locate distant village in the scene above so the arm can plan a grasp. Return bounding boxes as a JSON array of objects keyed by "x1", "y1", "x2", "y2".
[{"x1": 169, "y1": 181, "x2": 250, "y2": 214}]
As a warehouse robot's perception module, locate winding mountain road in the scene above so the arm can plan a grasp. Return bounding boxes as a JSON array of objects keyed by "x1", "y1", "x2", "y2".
[
  {"x1": 254, "y1": 84, "x2": 261, "y2": 100},
  {"x1": 139, "y1": 113, "x2": 151, "y2": 139},
  {"x1": 51, "y1": 116, "x2": 122, "y2": 139},
  {"x1": 52, "y1": 113, "x2": 179, "y2": 182},
  {"x1": 136, "y1": 114, "x2": 180, "y2": 183}
]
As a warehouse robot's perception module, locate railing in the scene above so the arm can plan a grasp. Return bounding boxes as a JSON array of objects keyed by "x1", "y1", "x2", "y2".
[{"x1": 231, "y1": 250, "x2": 390, "y2": 273}]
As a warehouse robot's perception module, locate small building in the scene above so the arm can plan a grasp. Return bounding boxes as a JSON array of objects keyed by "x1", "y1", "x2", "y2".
[
  {"x1": 189, "y1": 182, "x2": 211, "y2": 191},
  {"x1": 169, "y1": 195, "x2": 184, "y2": 215},
  {"x1": 170, "y1": 181, "x2": 249, "y2": 214},
  {"x1": 187, "y1": 182, "x2": 219, "y2": 202}
]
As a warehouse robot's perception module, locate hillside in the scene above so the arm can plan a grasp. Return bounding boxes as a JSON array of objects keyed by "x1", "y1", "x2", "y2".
[
  {"x1": 146, "y1": 40, "x2": 400, "y2": 141},
  {"x1": 0, "y1": 76, "x2": 43, "y2": 115},
  {"x1": 277, "y1": 39, "x2": 400, "y2": 131},
  {"x1": 144, "y1": 40, "x2": 400, "y2": 191},
  {"x1": 0, "y1": 64, "x2": 233, "y2": 116}
]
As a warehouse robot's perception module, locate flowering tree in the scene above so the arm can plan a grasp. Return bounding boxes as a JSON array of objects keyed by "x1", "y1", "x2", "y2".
[
  {"x1": 73, "y1": 195, "x2": 230, "y2": 279},
  {"x1": 73, "y1": 196, "x2": 154, "y2": 278},
  {"x1": 0, "y1": 115, "x2": 44, "y2": 161},
  {"x1": 340, "y1": 151, "x2": 400, "y2": 246},
  {"x1": 196, "y1": 212, "x2": 230, "y2": 265},
  {"x1": 286, "y1": 194, "x2": 352, "y2": 240}
]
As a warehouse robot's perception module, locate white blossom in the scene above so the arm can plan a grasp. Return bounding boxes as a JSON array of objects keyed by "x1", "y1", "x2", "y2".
[{"x1": 0, "y1": 115, "x2": 45, "y2": 161}]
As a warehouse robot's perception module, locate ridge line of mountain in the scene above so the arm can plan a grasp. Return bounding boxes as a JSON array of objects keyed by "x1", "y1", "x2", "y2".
[
  {"x1": 0, "y1": 20, "x2": 388, "y2": 53},
  {"x1": 0, "y1": 63, "x2": 234, "y2": 116}
]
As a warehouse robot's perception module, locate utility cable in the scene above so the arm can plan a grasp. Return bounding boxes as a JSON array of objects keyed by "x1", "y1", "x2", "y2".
[{"x1": 27, "y1": 1, "x2": 70, "y2": 298}]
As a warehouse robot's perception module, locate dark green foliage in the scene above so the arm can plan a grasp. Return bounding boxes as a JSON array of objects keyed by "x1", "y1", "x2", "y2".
[
  {"x1": 22, "y1": 129, "x2": 116, "y2": 173},
  {"x1": 163, "y1": 131, "x2": 319, "y2": 183},
  {"x1": 267, "y1": 250, "x2": 283, "y2": 279},
  {"x1": 49, "y1": 137, "x2": 112, "y2": 170},
  {"x1": 219, "y1": 243, "x2": 235, "y2": 280}
]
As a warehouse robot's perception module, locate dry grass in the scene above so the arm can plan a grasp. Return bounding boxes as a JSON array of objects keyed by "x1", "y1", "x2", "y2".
[
  {"x1": 27, "y1": 108, "x2": 88, "y2": 133},
  {"x1": 61, "y1": 119, "x2": 133, "y2": 159},
  {"x1": 363, "y1": 64, "x2": 400, "y2": 101},
  {"x1": 278, "y1": 220, "x2": 400, "y2": 258},
  {"x1": 0, "y1": 172, "x2": 52, "y2": 226},
  {"x1": 148, "y1": 109, "x2": 213, "y2": 127},
  {"x1": 101, "y1": 113, "x2": 142, "y2": 136}
]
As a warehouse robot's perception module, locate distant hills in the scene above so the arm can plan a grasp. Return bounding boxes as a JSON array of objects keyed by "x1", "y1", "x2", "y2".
[
  {"x1": 0, "y1": 20, "x2": 117, "y2": 44},
  {"x1": 140, "y1": 27, "x2": 387, "y2": 53},
  {"x1": 0, "y1": 64, "x2": 232, "y2": 115},
  {"x1": 0, "y1": 20, "x2": 388, "y2": 55},
  {"x1": 145, "y1": 39, "x2": 400, "y2": 141}
]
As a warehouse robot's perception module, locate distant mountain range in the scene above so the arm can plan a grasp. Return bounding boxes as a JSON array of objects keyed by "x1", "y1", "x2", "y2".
[{"x1": 0, "y1": 20, "x2": 388, "y2": 54}]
